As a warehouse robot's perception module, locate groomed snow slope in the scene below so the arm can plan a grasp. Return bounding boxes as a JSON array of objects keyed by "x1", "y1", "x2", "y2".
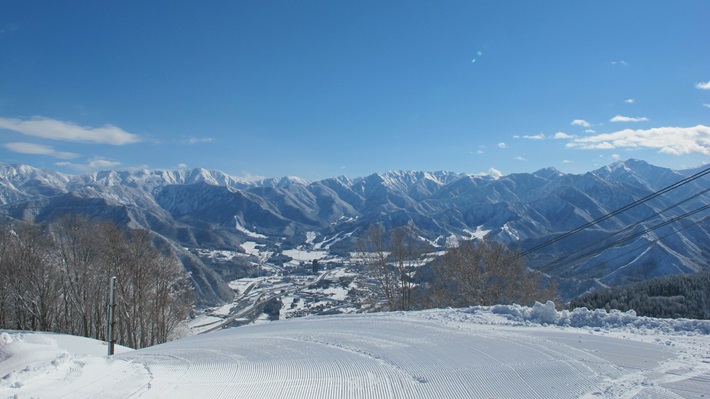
[{"x1": 2, "y1": 303, "x2": 710, "y2": 398}]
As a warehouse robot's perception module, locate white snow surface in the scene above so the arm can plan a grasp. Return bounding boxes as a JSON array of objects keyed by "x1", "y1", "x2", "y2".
[
  {"x1": 463, "y1": 225, "x2": 491, "y2": 240},
  {"x1": 234, "y1": 221, "x2": 267, "y2": 239},
  {"x1": 2, "y1": 303, "x2": 710, "y2": 398},
  {"x1": 282, "y1": 249, "x2": 329, "y2": 262},
  {"x1": 314, "y1": 231, "x2": 353, "y2": 250},
  {"x1": 305, "y1": 231, "x2": 317, "y2": 245}
]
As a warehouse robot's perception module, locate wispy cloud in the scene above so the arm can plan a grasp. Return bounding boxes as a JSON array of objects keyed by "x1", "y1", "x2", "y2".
[
  {"x1": 571, "y1": 119, "x2": 591, "y2": 127},
  {"x1": 0, "y1": 116, "x2": 141, "y2": 145},
  {"x1": 625, "y1": 98, "x2": 635, "y2": 104},
  {"x1": 515, "y1": 156, "x2": 526, "y2": 161},
  {"x1": 88, "y1": 157, "x2": 121, "y2": 168},
  {"x1": 567, "y1": 125, "x2": 710, "y2": 155},
  {"x1": 610, "y1": 115, "x2": 649, "y2": 123},
  {"x1": 554, "y1": 132, "x2": 573, "y2": 139},
  {"x1": 562, "y1": 159, "x2": 572, "y2": 164},
  {"x1": 695, "y1": 81, "x2": 710, "y2": 90},
  {"x1": 183, "y1": 137, "x2": 215, "y2": 144},
  {"x1": 498, "y1": 142, "x2": 507, "y2": 149},
  {"x1": 611, "y1": 60, "x2": 629, "y2": 66},
  {"x1": 515, "y1": 133, "x2": 545, "y2": 140},
  {"x1": 704, "y1": 104, "x2": 710, "y2": 109},
  {"x1": 56, "y1": 157, "x2": 122, "y2": 171},
  {"x1": 4, "y1": 142, "x2": 79, "y2": 159}
]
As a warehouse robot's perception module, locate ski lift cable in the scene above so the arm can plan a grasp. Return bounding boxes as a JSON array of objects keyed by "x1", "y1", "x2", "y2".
[
  {"x1": 550, "y1": 215, "x2": 709, "y2": 277},
  {"x1": 517, "y1": 165, "x2": 710, "y2": 258},
  {"x1": 542, "y1": 187, "x2": 710, "y2": 269},
  {"x1": 541, "y1": 203, "x2": 710, "y2": 273},
  {"x1": 542, "y1": 203, "x2": 710, "y2": 273}
]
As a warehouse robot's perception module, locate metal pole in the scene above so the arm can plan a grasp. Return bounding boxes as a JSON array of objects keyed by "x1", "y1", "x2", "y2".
[{"x1": 107, "y1": 276, "x2": 116, "y2": 356}]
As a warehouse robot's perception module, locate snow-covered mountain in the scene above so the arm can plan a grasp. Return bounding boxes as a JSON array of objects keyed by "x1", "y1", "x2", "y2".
[{"x1": 1, "y1": 159, "x2": 708, "y2": 304}]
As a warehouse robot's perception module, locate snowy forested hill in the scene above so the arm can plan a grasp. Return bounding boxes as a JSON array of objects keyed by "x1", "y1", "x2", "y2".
[{"x1": 2, "y1": 303, "x2": 709, "y2": 398}]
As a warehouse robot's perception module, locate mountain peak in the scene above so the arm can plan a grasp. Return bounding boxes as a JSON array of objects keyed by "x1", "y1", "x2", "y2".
[
  {"x1": 532, "y1": 167, "x2": 564, "y2": 180},
  {"x1": 253, "y1": 175, "x2": 310, "y2": 188},
  {"x1": 593, "y1": 158, "x2": 684, "y2": 191},
  {"x1": 604, "y1": 158, "x2": 649, "y2": 172}
]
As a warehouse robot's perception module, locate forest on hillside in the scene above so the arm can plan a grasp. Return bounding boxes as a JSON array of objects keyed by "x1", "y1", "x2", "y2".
[
  {"x1": 0, "y1": 217, "x2": 193, "y2": 348},
  {"x1": 569, "y1": 271, "x2": 710, "y2": 319}
]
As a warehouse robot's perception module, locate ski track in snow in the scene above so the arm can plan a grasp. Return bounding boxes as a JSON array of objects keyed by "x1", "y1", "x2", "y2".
[{"x1": 2, "y1": 306, "x2": 710, "y2": 398}]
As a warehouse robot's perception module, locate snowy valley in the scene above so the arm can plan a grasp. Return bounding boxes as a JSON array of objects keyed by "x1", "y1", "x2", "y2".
[
  {"x1": 1, "y1": 159, "x2": 708, "y2": 307},
  {"x1": 1, "y1": 159, "x2": 709, "y2": 398},
  {"x1": 186, "y1": 239, "x2": 386, "y2": 333}
]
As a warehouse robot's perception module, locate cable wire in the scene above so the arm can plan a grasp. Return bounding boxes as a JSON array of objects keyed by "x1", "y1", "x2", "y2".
[
  {"x1": 552, "y1": 215, "x2": 709, "y2": 278},
  {"x1": 517, "y1": 165, "x2": 710, "y2": 259},
  {"x1": 541, "y1": 203, "x2": 710, "y2": 273},
  {"x1": 542, "y1": 187, "x2": 710, "y2": 270}
]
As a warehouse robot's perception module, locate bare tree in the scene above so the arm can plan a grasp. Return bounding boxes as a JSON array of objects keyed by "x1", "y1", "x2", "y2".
[
  {"x1": 52, "y1": 216, "x2": 102, "y2": 336},
  {"x1": 0, "y1": 217, "x2": 193, "y2": 349},
  {"x1": 431, "y1": 240, "x2": 556, "y2": 307},
  {"x1": 0, "y1": 223, "x2": 61, "y2": 331},
  {"x1": 357, "y1": 224, "x2": 397, "y2": 310},
  {"x1": 357, "y1": 224, "x2": 425, "y2": 311},
  {"x1": 0, "y1": 222, "x2": 15, "y2": 328},
  {"x1": 108, "y1": 227, "x2": 193, "y2": 348},
  {"x1": 389, "y1": 225, "x2": 423, "y2": 311},
  {"x1": 149, "y1": 255, "x2": 193, "y2": 344}
]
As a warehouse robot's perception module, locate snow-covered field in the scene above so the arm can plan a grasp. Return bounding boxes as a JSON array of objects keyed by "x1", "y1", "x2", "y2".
[
  {"x1": 2, "y1": 303, "x2": 709, "y2": 398},
  {"x1": 282, "y1": 248, "x2": 330, "y2": 262}
]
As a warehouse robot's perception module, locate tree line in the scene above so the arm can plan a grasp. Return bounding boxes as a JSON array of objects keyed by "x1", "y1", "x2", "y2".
[
  {"x1": 357, "y1": 224, "x2": 557, "y2": 311},
  {"x1": 569, "y1": 271, "x2": 710, "y2": 319},
  {"x1": 0, "y1": 216, "x2": 193, "y2": 348}
]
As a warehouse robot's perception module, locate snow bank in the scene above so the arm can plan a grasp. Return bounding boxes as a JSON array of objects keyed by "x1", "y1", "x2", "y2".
[
  {"x1": 1, "y1": 331, "x2": 143, "y2": 397},
  {"x1": 487, "y1": 301, "x2": 710, "y2": 334}
]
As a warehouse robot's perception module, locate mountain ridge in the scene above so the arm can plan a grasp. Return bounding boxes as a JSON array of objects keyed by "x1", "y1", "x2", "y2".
[{"x1": 1, "y1": 159, "x2": 708, "y2": 304}]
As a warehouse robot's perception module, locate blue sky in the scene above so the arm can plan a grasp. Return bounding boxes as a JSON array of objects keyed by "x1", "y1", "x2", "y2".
[{"x1": 1, "y1": 1, "x2": 708, "y2": 181}]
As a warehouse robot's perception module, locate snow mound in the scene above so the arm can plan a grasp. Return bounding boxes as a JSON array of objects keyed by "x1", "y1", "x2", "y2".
[
  {"x1": 488, "y1": 301, "x2": 710, "y2": 334},
  {"x1": 0, "y1": 331, "x2": 143, "y2": 398}
]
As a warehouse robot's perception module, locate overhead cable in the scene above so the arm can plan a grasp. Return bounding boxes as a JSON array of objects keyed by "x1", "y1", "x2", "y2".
[
  {"x1": 541, "y1": 203, "x2": 710, "y2": 273},
  {"x1": 542, "y1": 187, "x2": 710, "y2": 270},
  {"x1": 518, "y1": 165, "x2": 710, "y2": 258},
  {"x1": 551, "y1": 215, "x2": 709, "y2": 277}
]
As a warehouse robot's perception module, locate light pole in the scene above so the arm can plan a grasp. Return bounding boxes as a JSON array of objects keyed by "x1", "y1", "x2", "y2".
[{"x1": 107, "y1": 276, "x2": 116, "y2": 356}]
